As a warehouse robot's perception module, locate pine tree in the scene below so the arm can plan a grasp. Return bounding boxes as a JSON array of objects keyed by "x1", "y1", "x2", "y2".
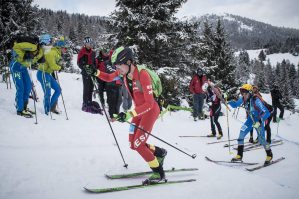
[
  {"x1": 109, "y1": 0, "x2": 188, "y2": 68},
  {"x1": 213, "y1": 19, "x2": 238, "y2": 95},
  {"x1": 0, "y1": 0, "x2": 39, "y2": 49},
  {"x1": 258, "y1": 50, "x2": 266, "y2": 61}
]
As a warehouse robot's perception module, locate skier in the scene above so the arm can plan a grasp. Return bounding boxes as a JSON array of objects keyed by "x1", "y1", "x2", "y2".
[
  {"x1": 77, "y1": 37, "x2": 101, "y2": 114},
  {"x1": 270, "y1": 85, "x2": 284, "y2": 123},
  {"x1": 85, "y1": 47, "x2": 167, "y2": 183},
  {"x1": 36, "y1": 35, "x2": 64, "y2": 115},
  {"x1": 189, "y1": 67, "x2": 207, "y2": 121},
  {"x1": 249, "y1": 85, "x2": 273, "y2": 144},
  {"x1": 9, "y1": 35, "x2": 43, "y2": 118},
  {"x1": 205, "y1": 81, "x2": 223, "y2": 139},
  {"x1": 228, "y1": 84, "x2": 273, "y2": 165}
]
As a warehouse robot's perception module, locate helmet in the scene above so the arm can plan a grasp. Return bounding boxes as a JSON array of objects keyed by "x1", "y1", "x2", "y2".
[
  {"x1": 111, "y1": 47, "x2": 134, "y2": 65},
  {"x1": 54, "y1": 36, "x2": 65, "y2": 47},
  {"x1": 197, "y1": 68, "x2": 203, "y2": 76},
  {"x1": 39, "y1": 34, "x2": 52, "y2": 45},
  {"x1": 240, "y1": 84, "x2": 253, "y2": 92},
  {"x1": 84, "y1": 37, "x2": 93, "y2": 44}
]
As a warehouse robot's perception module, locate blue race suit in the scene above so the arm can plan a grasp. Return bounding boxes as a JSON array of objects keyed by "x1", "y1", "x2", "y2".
[{"x1": 228, "y1": 96, "x2": 270, "y2": 149}]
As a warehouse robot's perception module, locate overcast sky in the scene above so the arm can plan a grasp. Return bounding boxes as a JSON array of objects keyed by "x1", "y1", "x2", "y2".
[{"x1": 34, "y1": 0, "x2": 299, "y2": 29}]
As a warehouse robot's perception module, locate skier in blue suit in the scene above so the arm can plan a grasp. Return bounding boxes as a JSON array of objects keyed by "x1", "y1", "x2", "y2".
[{"x1": 228, "y1": 84, "x2": 273, "y2": 165}]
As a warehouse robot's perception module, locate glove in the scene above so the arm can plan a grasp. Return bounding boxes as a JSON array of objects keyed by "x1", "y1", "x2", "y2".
[
  {"x1": 223, "y1": 93, "x2": 228, "y2": 99},
  {"x1": 84, "y1": 65, "x2": 96, "y2": 76},
  {"x1": 253, "y1": 122, "x2": 260, "y2": 129},
  {"x1": 113, "y1": 112, "x2": 133, "y2": 123}
]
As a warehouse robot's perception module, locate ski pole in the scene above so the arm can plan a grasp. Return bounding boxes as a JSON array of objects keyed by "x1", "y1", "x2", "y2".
[
  {"x1": 126, "y1": 121, "x2": 197, "y2": 159},
  {"x1": 54, "y1": 71, "x2": 69, "y2": 120},
  {"x1": 28, "y1": 63, "x2": 38, "y2": 124},
  {"x1": 235, "y1": 107, "x2": 240, "y2": 119},
  {"x1": 225, "y1": 97, "x2": 233, "y2": 154},
  {"x1": 91, "y1": 76, "x2": 128, "y2": 168}
]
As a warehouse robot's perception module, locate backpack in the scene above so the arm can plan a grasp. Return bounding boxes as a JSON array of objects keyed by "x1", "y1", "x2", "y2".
[{"x1": 135, "y1": 64, "x2": 162, "y2": 97}]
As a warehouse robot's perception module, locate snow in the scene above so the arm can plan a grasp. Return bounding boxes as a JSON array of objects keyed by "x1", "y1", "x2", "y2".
[
  {"x1": 247, "y1": 50, "x2": 299, "y2": 67},
  {"x1": 1, "y1": 71, "x2": 299, "y2": 199}
]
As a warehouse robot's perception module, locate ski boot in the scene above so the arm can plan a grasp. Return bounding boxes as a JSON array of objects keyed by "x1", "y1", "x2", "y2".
[
  {"x1": 217, "y1": 132, "x2": 223, "y2": 140},
  {"x1": 253, "y1": 137, "x2": 259, "y2": 144},
  {"x1": 24, "y1": 101, "x2": 35, "y2": 114},
  {"x1": 231, "y1": 145, "x2": 244, "y2": 162},
  {"x1": 193, "y1": 117, "x2": 197, "y2": 121},
  {"x1": 51, "y1": 102, "x2": 61, "y2": 114},
  {"x1": 17, "y1": 110, "x2": 33, "y2": 118},
  {"x1": 143, "y1": 164, "x2": 166, "y2": 185},
  {"x1": 207, "y1": 133, "x2": 216, "y2": 137},
  {"x1": 155, "y1": 147, "x2": 167, "y2": 167},
  {"x1": 249, "y1": 136, "x2": 254, "y2": 143},
  {"x1": 264, "y1": 149, "x2": 273, "y2": 165}
]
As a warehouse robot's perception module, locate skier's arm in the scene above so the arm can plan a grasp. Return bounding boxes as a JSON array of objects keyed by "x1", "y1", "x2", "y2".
[
  {"x1": 228, "y1": 97, "x2": 243, "y2": 108},
  {"x1": 189, "y1": 77, "x2": 195, "y2": 93},
  {"x1": 255, "y1": 98, "x2": 270, "y2": 121},
  {"x1": 46, "y1": 51, "x2": 61, "y2": 71}
]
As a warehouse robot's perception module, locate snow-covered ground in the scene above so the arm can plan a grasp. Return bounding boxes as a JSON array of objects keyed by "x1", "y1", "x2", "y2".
[
  {"x1": 247, "y1": 50, "x2": 299, "y2": 67},
  {"x1": 1, "y1": 71, "x2": 299, "y2": 199}
]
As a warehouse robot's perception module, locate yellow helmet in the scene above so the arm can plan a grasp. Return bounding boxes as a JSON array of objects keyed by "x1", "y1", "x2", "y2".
[{"x1": 240, "y1": 84, "x2": 253, "y2": 91}]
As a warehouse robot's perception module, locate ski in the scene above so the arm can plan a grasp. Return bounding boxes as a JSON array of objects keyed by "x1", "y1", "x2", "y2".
[
  {"x1": 105, "y1": 168, "x2": 198, "y2": 179},
  {"x1": 246, "y1": 157, "x2": 285, "y2": 171},
  {"x1": 243, "y1": 141, "x2": 283, "y2": 152},
  {"x1": 84, "y1": 179, "x2": 196, "y2": 193},
  {"x1": 179, "y1": 135, "x2": 209, "y2": 138},
  {"x1": 233, "y1": 140, "x2": 282, "y2": 151},
  {"x1": 206, "y1": 138, "x2": 239, "y2": 145},
  {"x1": 205, "y1": 156, "x2": 258, "y2": 166}
]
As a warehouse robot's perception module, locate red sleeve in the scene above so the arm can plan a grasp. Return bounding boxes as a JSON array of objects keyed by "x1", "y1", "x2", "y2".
[
  {"x1": 97, "y1": 70, "x2": 120, "y2": 82},
  {"x1": 134, "y1": 70, "x2": 155, "y2": 116},
  {"x1": 189, "y1": 76, "x2": 195, "y2": 93},
  {"x1": 77, "y1": 48, "x2": 84, "y2": 64}
]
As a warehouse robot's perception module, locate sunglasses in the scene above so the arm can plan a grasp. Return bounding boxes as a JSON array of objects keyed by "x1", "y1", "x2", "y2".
[{"x1": 240, "y1": 89, "x2": 249, "y2": 94}]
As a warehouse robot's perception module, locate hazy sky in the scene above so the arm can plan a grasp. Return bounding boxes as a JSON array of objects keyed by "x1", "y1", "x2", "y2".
[{"x1": 33, "y1": 0, "x2": 299, "y2": 29}]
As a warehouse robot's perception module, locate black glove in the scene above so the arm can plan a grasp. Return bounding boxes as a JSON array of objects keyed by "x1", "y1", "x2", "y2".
[
  {"x1": 37, "y1": 56, "x2": 45, "y2": 63},
  {"x1": 84, "y1": 65, "x2": 96, "y2": 76},
  {"x1": 113, "y1": 112, "x2": 132, "y2": 123},
  {"x1": 23, "y1": 51, "x2": 34, "y2": 61}
]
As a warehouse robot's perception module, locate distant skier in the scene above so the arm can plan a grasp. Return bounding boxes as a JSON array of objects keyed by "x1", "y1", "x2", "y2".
[
  {"x1": 189, "y1": 66, "x2": 207, "y2": 121},
  {"x1": 205, "y1": 82, "x2": 223, "y2": 139},
  {"x1": 77, "y1": 37, "x2": 101, "y2": 114},
  {"x1": 9, "y1": 35, "x2": 43, "y2": 118},
  {"x1": 249, "y1": 85, "x2": 273, "y2": 144},
  {"x1": 36, "y1": 35, "x2": 64, "y2": 115},
  {"x1": 228, "y1": 84, "x2": 273, "y2": 165},
  {"x1": 85, "y1": 47, "x2": 167, "y2": 183},
  {"x1": 270, "y1": 85, "x2": 284, "y2": 123}
]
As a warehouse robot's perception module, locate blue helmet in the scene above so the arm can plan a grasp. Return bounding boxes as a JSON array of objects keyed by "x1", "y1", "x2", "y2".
[
  {"x1": 39, "y1": 34, "x2": 52, "y2": 45},
  {"x1": 54, "y1": 36, "x2": 66, "y2": 47}
]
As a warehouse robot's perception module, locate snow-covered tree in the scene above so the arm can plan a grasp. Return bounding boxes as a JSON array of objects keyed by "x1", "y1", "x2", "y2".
[
  {"x1": 109, "y1": 0, "x2": 188, "y2": 68},
  {"x1": 212, "y1": 19, "x2": 238, "y2": 95},
  {"x1": 0, "y1": 0, "x2": 39, "y2": 49}
]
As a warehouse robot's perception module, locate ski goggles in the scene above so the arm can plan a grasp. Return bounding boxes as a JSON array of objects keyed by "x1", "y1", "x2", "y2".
[{"x1": 240, "y1": 88, "x2": 250, "y2": 94}]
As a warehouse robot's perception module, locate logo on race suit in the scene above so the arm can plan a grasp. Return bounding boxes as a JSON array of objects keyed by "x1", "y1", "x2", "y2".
[
  {"x1": 133, "y1": 132, "x2": 149, "y2": 148},
  {"x1": 14, "y1": 72, "x2": 21, "y2": 80}
]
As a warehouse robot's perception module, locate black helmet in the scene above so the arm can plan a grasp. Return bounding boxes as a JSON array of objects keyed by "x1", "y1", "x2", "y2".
[
  {"x1": 111, "y1": 47, "x2": 134, "y2": 65},
  {"x1": 197, "y1": 68, "x2": 203, "y2": 76}
]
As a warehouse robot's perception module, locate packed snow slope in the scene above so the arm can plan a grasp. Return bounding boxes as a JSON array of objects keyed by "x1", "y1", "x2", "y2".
[{"x1": 1, "y1": 71, "x2": 299, "y2": 199}]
